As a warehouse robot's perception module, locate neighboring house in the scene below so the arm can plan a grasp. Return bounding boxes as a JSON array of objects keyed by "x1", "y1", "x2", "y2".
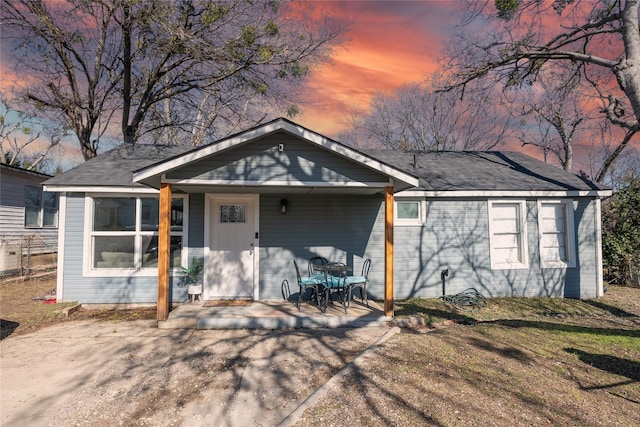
[
  {"x1": 0, "y1": 164, "x2": 59, "y2": 274},
  {"x1": 43, "y1": 118, "x2": 611, "y2": 317}
]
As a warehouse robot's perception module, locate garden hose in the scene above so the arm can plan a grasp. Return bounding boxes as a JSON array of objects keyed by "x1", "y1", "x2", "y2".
[{"x1": 440, "y1": 287, "x2": 487, "y2": 310}]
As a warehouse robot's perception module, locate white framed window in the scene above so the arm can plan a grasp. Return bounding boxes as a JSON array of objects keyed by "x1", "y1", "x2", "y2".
[
  {"x1": 395, "y1": 199, "x2": 425, "y2": 226},
  {"x1": 537, "y1": 200, "x2": 576, "y2": 268},
  {"x1": 488, "y1": 200, "x2": 529, "y2": 269},
  {"x1": 85, "y1": 194, "x2": 187, "y2": 275},
  {"x1": 24, "y1": 186, "x2": 58, "y2": 228}
]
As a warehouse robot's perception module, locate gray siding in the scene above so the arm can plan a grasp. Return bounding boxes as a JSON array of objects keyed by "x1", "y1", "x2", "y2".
[
  {"x1": 574, "y1": 198, "x2": 599, "y2": 298},
  {"x1": 188, "y1": 193, "x2": 205, "y2": 249},
  {"x1": 166, "y1": 135, "x2": 390, "y2": 184},
  {"x1": 393, "y1": 197, "x2": 600, "y2": 299},
  {"x1": 60, "y1": 192, "x2": 600, "y2": 304},
  {"x1": 258, "y1": 194, "x2": 386, "y2": 300},
  {"x1": 394, "y1": 199, "x2": 491, "y2": 298},
  {"x1": 60, "y1": 193, "x2": 185, "y2": 304}
]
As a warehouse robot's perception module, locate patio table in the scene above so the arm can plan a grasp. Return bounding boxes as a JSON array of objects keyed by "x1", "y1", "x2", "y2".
[
  {"x1": 314, "y1": 262, "x2": 353, "y2": 313},
  {"x1": 313, "y1": 264, "x2": 352, "y2": 271}
]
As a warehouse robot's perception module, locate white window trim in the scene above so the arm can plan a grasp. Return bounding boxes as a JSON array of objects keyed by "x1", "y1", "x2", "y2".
[
  {"x1": 537, "y1": 199, "x2": 576, "y2": 268},
  {"x1": 83, "y1": 193, "x2": 188, "y2": 277},
  {"x1": 394, "y1": 199, "x2": 425, "y2": 226},
  {"x1": 488, "y1": 200, "x2": 529, "y2": 270}
]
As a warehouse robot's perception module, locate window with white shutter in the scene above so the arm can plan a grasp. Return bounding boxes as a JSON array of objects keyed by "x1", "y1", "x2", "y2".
[
  {"x1": 488, "y1": 201, "x2": 529, "y2": 269},
  {"x1": 538, "y1": 200, "x2": 576, "y2": 268}
]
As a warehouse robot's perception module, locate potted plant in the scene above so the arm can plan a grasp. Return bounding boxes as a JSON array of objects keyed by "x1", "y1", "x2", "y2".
[{"x1": 177, "y1": 257, "x2": 203, "y2": 301}]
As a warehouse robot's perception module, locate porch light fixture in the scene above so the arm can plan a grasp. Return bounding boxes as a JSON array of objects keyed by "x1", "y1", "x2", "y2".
[{"x1": 280, "y1": 199, "x2": 288, "y2": 214}]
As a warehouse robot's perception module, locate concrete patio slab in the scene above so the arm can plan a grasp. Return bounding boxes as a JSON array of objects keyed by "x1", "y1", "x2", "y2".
[{"x1": 158, "y1": 299, "x2": 390, "y2": 330}]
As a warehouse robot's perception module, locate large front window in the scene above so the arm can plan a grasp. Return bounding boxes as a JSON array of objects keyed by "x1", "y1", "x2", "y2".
[{"x1": 90, "y1": 195, "x2": 185, "y2": 271}]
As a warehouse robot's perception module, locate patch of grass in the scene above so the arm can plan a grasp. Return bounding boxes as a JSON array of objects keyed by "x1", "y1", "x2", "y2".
[
  {"x1": 394, "y1": 286, "x2": 640, "y2": 325},
  {"x1": 299, "y1": 286, "x2": 640, "y2": 427},
  {"x1": 72, "y1": 307, "x2": 157, "y2": 322},
  {"x1": 393, "y1": 298, "x2": 470, "y2": 324}
]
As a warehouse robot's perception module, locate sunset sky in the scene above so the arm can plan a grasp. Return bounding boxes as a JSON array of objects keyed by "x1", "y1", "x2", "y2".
[
  {"x1": 295, "y1": 0, "x2": 463, "y2": 136},
  {"x1": 2, "y1": 0, "x2": 631, "y2": 175},
  {"x1": 0, "y1": 0, "x2": 467, "y2": 169}
]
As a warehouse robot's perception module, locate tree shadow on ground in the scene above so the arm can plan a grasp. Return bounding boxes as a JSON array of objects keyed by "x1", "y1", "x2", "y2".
[
  {"x1": 565, "y1": 347, "x2": 640, "y2": 393},
  {"x1": 0, "y1": 319, "x2": 19, "y2": 340},
  {"x1": 582, "y1": 299, "x2": 639, "y2": 318},
  {"x1": 468, "y1": 337, "x2": 533, "y2": 363},
  {"x1": 483, "y1": 319, "x2": 640, "y2": 338},
  {"x1": 393, "y1": 301, "x2": 477, "y2": 325}
]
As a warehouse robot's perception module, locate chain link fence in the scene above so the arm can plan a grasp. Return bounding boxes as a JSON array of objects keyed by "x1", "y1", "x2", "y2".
[{"x1": 0, "y1": 235, "x2": 57, "y2": 278}]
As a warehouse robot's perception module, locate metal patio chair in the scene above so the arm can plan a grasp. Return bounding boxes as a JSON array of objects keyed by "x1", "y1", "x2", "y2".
[
  {"x1": 322, "y1": 262, "x2": 349, "y2": 313},
  {"x1": 345, "y1": 258, "x2": 371, "y2": 307},
  {"x1": 293, "y1": 259, "x2": 326, "y2": 312},
  {"x1": 308, "y1": 256, "x2": 329, "y2": 277}
]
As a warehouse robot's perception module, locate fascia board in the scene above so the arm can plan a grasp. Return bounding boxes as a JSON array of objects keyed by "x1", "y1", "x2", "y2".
[
  {"x1": 43, "y1": 185, "x2": 159, "y2": 194},
  {"x1": 163, "y1": 178, "x2": 393, "y2": 187},
  {"x1": 396, "y1": 189, "x2": 613, "y2": 198}
]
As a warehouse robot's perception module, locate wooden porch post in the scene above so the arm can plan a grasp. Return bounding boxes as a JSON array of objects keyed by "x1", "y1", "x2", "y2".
[
  {"x1": 157, "y1": 183, "x2": 171, "y2": 321},
  {"x1": 384, "y1": 185, "x2": 394, "y2": 316}
]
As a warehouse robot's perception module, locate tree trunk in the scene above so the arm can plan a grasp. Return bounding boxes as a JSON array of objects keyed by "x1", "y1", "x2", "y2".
[
  {"x1": 617, "y1": 0, "x2": 640, "y2": 129},
  {"x1": 121, "y1": 4, "x2": 133, "y2": 144}
]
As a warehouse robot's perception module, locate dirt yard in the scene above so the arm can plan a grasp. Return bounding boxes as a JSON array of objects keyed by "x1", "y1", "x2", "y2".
[
  {"x1": 0, "y1": 274, "x2": 156, "y2": 339},
  {"x1": 1, "y1": 275, "x2": 639, "y2": 426},
  {"x1": 0, "y1": 275, "x2": 392, "y2": 426},
  {"x1": 296, "y1": 285, "x2": 640, "y2": 426}
]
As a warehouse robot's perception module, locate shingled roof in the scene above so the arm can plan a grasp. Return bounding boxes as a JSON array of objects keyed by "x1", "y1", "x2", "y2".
[
  {"x1": 44, "y1": 140, "x2": 608, "y2": 194},
  {"x1": 44, "y1": 144, "x2": 192, "y2": 188},
  {"x1": 363, "y1": 150, "x2": 608, "y2": 193}
]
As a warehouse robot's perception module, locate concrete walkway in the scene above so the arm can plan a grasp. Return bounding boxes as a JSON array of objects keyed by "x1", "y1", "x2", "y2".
[{"x1": 159, "y1": 299, "x2": 390, "y2": 330}]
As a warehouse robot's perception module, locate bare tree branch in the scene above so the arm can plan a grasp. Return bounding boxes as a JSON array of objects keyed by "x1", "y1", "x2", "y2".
[
  {"x1": 445, "y1": 0, "x2": 640, "y2": 182},
  {"x1": 1, "y1": 0, "x2": 348, "y2": 158}
]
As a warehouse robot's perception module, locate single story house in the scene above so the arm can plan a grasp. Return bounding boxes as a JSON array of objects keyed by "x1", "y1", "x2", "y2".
[
  {"x1": 1, "y1": 164, "x2": 58, "y2": 275},
  {"x1": 43, "y1": 118, "x2": 611, "y2": 319}
]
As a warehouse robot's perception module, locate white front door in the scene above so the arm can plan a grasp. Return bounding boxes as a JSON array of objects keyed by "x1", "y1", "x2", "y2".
[{"x1": 204, "y1": 195, "x2": 258, "y2": 300}]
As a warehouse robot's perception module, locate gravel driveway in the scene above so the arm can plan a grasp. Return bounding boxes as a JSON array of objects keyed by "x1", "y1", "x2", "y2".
[{"x1": 1, "y1": 320, "x2": 391, "y2": 426}]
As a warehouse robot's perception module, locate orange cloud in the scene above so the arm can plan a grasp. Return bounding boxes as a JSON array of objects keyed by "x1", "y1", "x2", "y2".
[{"x1": 295, "y1": 1, "x2": 460, "y2": 136}]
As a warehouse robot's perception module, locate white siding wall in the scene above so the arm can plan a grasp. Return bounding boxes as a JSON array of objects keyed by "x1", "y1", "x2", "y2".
[{"x1": 0, "y1": 167, "x2": 58, "y2": 254}]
